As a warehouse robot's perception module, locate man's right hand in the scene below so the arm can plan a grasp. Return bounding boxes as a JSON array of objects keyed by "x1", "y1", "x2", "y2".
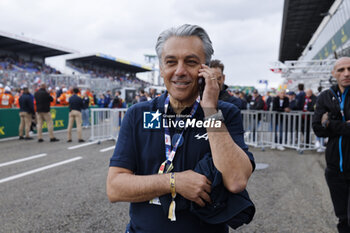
[{"x1": 175, "y1": 170, "x2": 212, "y2": 207}]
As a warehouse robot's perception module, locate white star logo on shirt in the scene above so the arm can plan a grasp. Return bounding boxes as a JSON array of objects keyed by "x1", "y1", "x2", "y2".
[{"x1": 151, "y1": 110, "x2": 162, "y2": 122}]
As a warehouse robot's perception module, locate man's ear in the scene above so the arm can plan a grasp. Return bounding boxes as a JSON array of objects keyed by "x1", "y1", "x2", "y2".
[
  {"x1": 222, "y1": 74, "x2": 226, "y2": 82},
  {"x1": 331, "y1": 70, "x2": 336, "y2": 79}
]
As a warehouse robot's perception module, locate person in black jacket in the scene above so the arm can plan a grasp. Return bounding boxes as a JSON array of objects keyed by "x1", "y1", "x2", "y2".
[
  {"x1": 312, "y1": 57, "x2": 350, "y2": 233},
  {"x1": 272, "y1": 90, "x2": 290, "y2": 149},
  {"x1": 209, "y1": 60, "x2": 243, "y2": 109},
  {"x1": 287, "y1": 91, "x2": 298, "y2": 110},
  {"x1": 272, "y1": 90, "x2": 290, "y2": 112},
  {"x1": 67, "y1": 87, "x2": 84, "y2": 143},
  {"x1": 110, "y1": 91, "x2": 125, "y2": 108},
  {"x1": 301, "y1": 89, "x2": 317, "y2": 146},
  {"x1": 249, "y1": 90, "x2": 265, "y2": 110},
  {"x1": 139, "y1": 89, "x2": 148, "y2": 102},
  {"x1": 286, "y1": 91, "x2": 298, "y2": 144},
  {"x1": 238, "y1": 91, "x2": 247, "y2": 110},
  {"x1": 295, "y1": 83, "x2": 306, "y2": 110},
  {"x1": 249, "y1": 89, "x2": 265, "y2": 141},
  {"x1": 34, "y1": 83, "x2": 59, "y2": 142},
  {"x1": 18, "y1": 87, "x2": 34, "y2": 139}
]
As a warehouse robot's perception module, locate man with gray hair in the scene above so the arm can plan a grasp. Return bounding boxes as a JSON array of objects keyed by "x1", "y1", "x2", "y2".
[{"x1": 107, "y1": 24, "x2": 255, "y2": 232}]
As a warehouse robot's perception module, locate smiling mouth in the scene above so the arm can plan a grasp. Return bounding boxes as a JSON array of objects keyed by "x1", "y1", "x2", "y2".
[{"x1": 173, "y1": 81, "x2": 191, "y2": 86}]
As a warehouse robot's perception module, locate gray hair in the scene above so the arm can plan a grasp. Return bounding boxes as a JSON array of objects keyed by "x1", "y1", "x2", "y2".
[{"x1": 155, "y1": 24, "x2": 214, "y2": 65}]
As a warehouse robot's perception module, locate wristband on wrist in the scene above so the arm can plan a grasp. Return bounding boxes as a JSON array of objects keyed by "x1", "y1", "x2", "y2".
[
  {"x1": 168, "y1": 172, "x2": 176, "y2": 221},
  {"x1": 170, "y1": 172, "x2": 176, "y2": 195}
]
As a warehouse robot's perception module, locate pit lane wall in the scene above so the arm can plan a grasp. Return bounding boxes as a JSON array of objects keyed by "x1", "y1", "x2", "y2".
[{"x1": 0, "y1": 107, "x2": 70, "y2": 139}]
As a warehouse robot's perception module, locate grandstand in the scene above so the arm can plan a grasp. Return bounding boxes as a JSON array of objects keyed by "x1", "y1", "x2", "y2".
[
  {"x1": 64, "y1": 53, "x2": 153, "y2": 97},
  {"x1": 0, "y1": 56, "x2": 60, "y2": 74},
  {"x1": 0, "y1": 30, "x2": 75, "y2": 90},
  {"x1": 0, "y1": 30, "x2": 155, "y2": 95},
  {"x1": 278, "y1": 0, "x2": 350, "y2": 91},
  {"x1": 66, "y1": 53, "x2": 151, "y2": 82}
]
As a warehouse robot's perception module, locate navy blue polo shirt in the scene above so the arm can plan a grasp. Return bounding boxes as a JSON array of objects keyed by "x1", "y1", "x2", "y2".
[
  {"x1": 68, "y1": 94, "x2": 83, "y2": 112},
  {"x1": 109, "y1": 93, "x2": 255, "y2": 233}
]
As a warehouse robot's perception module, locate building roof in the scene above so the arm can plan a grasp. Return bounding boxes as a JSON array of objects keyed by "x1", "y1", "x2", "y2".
[
  {"x1": 66, "y1": 53, "x2": 153, "y2": 73},
  {"x1": 0, "y1": 30, "x2": 75, "y2": 58},
  {"x1": 279, "y1": 0, "x2": 336, "y2": 62}
]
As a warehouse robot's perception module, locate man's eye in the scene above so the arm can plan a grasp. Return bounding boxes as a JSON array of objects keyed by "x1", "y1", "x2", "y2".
[
  {"x1": 165, "y1": 60, "x2": 176, "y2": 65},
  {"x1": 187, "y1": 60, "x2": 198, "y2": 65}
]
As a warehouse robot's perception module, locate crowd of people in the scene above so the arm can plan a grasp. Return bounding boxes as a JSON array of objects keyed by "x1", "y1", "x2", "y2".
[
  {"x1": 0, "y1": 84, "x2": 165, "y2": 109},
  {"x1": 0, "y1": 83, "x2": 98, "y2": 142},
  {"x1": 0, "y1": 78, "x2": 326, "y2": 152},
  {"x1": 67, "y1": 62, "x2": 149, "y2": 85},
  {"x1": 204, "y1": 59, "x2": 324, "y2": 152},
  {"x1": 224, "y1": 84, "x2": 324, "y2": 151},
  {"x1": 0, "y1": 55, "x2": 150, "y2": 97},
  {"x1": 0, "y1": 75, "x2": 327, "y2": 151},
  {"x1": 0, "y1": 82, "x2": 167, "y2": 142},
  {"x1": 223, "y1": 84, "x2": 318, "y2": 113},
  {"x1": 0, "y1": 55, "x2": 61, "y2": 74}
]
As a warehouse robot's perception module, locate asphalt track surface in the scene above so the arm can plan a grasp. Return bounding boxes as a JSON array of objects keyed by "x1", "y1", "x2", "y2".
[{"x1": 0, "y1": 129, "x2": 337, "y2": 233}]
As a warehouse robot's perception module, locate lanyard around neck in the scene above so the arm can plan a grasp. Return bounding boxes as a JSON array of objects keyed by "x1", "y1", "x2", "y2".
[
  {"x1": 158, "y1": 95, "x2": 200, "y2": 174},
  {"x1": 330, "y1": 87, "x2": 350, "y2": 173},
  {"x1": 334, "y1": 87, "x2": 350, "y2": 121}
]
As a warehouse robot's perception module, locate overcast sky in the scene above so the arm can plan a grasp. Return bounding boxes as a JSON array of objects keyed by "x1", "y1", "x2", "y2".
[{"x1": 0, "y1": 0, "x2": 284, "y2": 89}]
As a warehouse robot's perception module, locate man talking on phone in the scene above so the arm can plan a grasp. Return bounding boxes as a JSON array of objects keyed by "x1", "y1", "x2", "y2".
[{"x1": 107, "y1": 24, "x2": 255, "y2": 233}]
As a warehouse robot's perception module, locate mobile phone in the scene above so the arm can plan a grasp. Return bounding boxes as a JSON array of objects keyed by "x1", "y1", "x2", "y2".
[
  {"x1": 198, "y1": 62, "x2": 210, "y2": 100},
  {"x1": 198, "y1": 77, "x2": 205, "y2": 100}
]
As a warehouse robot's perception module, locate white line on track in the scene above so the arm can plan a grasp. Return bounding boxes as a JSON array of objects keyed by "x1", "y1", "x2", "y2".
[
  {"x1": 0, "y1": 153, "x2": 47, "y2": 168},
  {"x1": 0, "y1": 157, "x2": 82, "y2": 184},
  {"x1": 100, "y1": 146, "x2": 115, "y2": 152},
  {"x1": 67, "y1": 141, "x2": 98, "y2": 150}
]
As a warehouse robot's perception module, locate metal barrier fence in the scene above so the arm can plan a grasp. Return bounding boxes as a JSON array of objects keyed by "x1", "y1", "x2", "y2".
[
  {"x1": 90, "y1": 108, "x2": 325, "y2": 153},
  {"x1": 241, "y1": 110, "x2": 325, "y2": 153},
  {"x1": 90, "y1": 108, "x2": 127, "y2": 142}
]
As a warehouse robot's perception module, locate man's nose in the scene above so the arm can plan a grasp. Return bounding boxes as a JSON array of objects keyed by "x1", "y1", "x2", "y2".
[{"x1": 174, "y1": 62, "x2": 188, "y2": 76}]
